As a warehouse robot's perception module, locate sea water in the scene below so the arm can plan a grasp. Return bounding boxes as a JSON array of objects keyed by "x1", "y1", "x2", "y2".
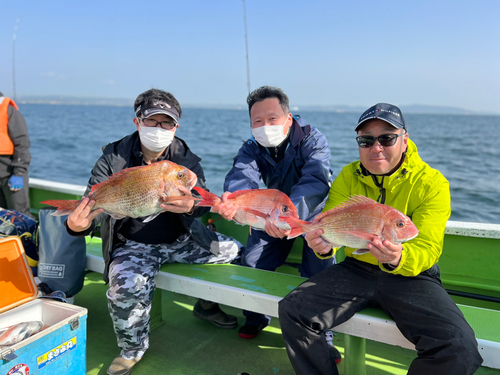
[{"x1": 19, "y1": 104, "x2": 500, "y2": 224}]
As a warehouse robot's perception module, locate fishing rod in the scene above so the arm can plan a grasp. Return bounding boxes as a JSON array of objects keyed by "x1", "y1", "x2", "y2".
[
  {"x1": 12, "y1": 18, "x2": 20, "y2": 101},
  {"x1": 242, "y1": 0, "x2": 251, "y2": 94}
]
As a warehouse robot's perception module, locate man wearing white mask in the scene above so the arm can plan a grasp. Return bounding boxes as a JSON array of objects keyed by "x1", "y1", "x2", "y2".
[
  {"x1": 215, "y1": 86, "x2": 338, "y2": 360},
  {"x1": 65, "y1": 88, "x2": 244, "y2": 375}
]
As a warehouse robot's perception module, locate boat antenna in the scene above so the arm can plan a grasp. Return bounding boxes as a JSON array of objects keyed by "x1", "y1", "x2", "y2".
[
  {"x1": 242, "y1": 0, "x2": 251, "y2": 93},
  {"x1": 12, "y1": 18, "x2": 20, "y2": 102}
]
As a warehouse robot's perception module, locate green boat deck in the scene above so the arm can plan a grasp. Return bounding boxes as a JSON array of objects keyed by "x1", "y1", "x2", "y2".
[
  {"x1": 28, "y1": 180, "x2": 500, "y2": 374},
  {"x1": 77, "y1": 271, "x2": 500, "y2": 375}
]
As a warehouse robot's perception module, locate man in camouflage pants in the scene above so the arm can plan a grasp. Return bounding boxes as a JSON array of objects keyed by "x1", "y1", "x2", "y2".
[
  {"x1": 66, "y1": 89, "x2": 243, "y2": 375},
  {"x1": 108, "y1": 234, "x2": 240, "y2": 361}
]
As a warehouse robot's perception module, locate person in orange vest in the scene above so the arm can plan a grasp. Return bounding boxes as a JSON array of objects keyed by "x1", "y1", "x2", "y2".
[{"x1": 0, "y1": 92, "x2": 32, "y2": 217}]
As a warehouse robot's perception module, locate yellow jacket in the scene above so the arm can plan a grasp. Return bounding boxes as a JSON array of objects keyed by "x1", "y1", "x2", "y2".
[{"x1": 323, "y1": 139, "x2": 450, "y2": 276}]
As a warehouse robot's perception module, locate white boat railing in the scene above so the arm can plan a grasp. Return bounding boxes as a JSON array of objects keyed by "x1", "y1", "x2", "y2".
[
  {"x1": 29, "y1": 178, "x2": 500, "y2": 239},
  {"x1": 30, "y1": 177, "x2": 86, "y2": 196}
]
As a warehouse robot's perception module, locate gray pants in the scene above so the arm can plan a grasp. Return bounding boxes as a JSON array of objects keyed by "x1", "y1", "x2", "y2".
[
  {"x1": 107, "y1": 233, "x2": 242, "y2": 359},
  {"x1": 0, "y1": 174, "x2": 31, "y2": 217}
]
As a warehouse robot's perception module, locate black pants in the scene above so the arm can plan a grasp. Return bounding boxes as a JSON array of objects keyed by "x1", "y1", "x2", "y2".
[
  {"x1": 278, "y1": 257, "x2": 483, "y2": 375},
  {"x1": 242, "y1": 230, "x2": 336, "y2": 327}
]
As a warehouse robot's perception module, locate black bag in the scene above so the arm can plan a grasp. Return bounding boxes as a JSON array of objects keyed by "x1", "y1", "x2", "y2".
[
  {"x1": 0, "y1": 208, "x2": 38, "y2": 274},
  {"x1": 37, "y1": 207, "x2": 86, "y2": 297}
]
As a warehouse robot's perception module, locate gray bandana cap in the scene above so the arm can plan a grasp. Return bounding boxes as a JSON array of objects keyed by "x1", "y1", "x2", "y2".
[{"x1": 136, "y1": 101, "x2": 179, "y2": 123}]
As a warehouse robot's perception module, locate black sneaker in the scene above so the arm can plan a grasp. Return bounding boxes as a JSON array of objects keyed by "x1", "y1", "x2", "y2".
[
  {"x1": 325, "y1": 330, "x2": 342, "y2": 364},
  {"x1": 193, "y1": 299, "x2": 238, "y2": 329},
  {"x1": 238, "y1": 323, "x2": 266, "y2": 339}
]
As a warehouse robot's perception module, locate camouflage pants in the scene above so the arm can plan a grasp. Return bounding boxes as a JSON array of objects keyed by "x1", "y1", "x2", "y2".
[{"x1": 106, "y1": 232, "x2": 243, "y2": 360}]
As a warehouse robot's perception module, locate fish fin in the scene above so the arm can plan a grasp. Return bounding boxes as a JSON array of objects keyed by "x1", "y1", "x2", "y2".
[
  {"x1": 288, "y1": 227, "x2": 306, "y2": 239},
  {"x1": 109, "y1": 213, "x2": 126, "y2": 220},
  {"x1": 315, "y1": 195, "x2": 380, "y2": 221},
  {"x1": 232, "y1": 218, "x2": 246, "y2": 226},
  {"x1": 227, "y1": 188, "x2": 282, "y2": 200},
  {"x1": 142, "y1": 212, "x2": 161, "y2": 223},
  {"x1": 319, "y1": 236, "x2": 337, "y2": 247},
  {"x1": 341, "y1": 195, "x2": 379, "y2": 206},
  {"x1": 90, "y1": 165, "x2": 152, "y2": 193},
  {"x1": 340, "y1": 230, "x2": 376, "y2": 242},
  {"x1": 192, "y1": 187, "x2": 221, "y2": 206},
  {"x1": 352, "y1": 248, "x2": 371, "y2": 255},
  {"x1": 40, "y1": 199, "x2": 81, "y2": 216},
  {"x1": 227, "y1": 190, "x2": 252, "y2": 200},
  {"x1": 245, "y1": 208, "x2": 269, "y2": 219},
  {"x1": 279, "y1": 216, "x2": 309, "y2": 239}
]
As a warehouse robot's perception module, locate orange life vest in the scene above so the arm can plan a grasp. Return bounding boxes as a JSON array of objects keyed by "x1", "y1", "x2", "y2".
[{"x1": 0, "y1": 97, "x2": 18, "y2": 155}]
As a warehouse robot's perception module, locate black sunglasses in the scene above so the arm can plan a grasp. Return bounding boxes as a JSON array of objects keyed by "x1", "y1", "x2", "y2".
[{"x1": 356, "y1": 132, "x2": 406, "y2": 148}]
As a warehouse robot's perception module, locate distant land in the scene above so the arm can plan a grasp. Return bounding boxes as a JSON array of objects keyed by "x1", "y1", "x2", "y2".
[{"x1": 15, "y1": 95, "x2": 500, "y2": 116}]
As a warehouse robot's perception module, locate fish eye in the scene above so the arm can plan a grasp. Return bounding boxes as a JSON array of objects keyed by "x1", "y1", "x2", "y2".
[
  {"x1": 282, "y1": 205, "x2": 288, "y2": 213},
  {"x1": 396, "y1": 221, "x2": 405, "y2": 228},
  {"x1": 177, "y1": 172, "x2": 184, "y2": 179}
]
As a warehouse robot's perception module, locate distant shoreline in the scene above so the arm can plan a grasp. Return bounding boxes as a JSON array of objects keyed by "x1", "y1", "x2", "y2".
[{"x1": 15, "y1": 98, "x2": 500, "y2": 116}]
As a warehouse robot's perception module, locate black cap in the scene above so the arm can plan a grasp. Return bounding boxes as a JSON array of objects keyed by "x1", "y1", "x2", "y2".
[
  {"x1": 135, "y1": 100, "x2": 180, "y2": 123},
  {"x1": 355, "y1": 103, "x2": 406, "y2": 131}
]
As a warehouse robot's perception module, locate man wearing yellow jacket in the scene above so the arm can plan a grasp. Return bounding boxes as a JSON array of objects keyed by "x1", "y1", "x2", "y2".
[
  {"x1": 278, "y1": 103, "x2": 482, "y2": 374},
  {"x1": 0, "y1": 92, "x2": 31, "y2": 216}
]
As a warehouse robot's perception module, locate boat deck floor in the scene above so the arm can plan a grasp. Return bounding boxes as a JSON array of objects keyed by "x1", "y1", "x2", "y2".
[{"x1": 79, "y1": 271, "x2": 500, "y2": 375}]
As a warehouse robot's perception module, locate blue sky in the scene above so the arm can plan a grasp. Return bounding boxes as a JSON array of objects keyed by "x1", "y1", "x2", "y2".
[{"x1": 1, "y1": 0, "x2": 499, "y2": 113}]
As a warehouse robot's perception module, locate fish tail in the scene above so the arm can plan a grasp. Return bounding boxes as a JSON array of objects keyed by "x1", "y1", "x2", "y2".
[
  {"x1": 192, "y1": 187, "x2": 221, "y2": 207},
  {"x1": 288, "y1": 227, "x2": 306, "y2": 239},
  {"x1": 40, "y1": 200, "x2": 81, "y2": 216},
  {"x1": 280, "y1": 216, "x2": 308, "y2": 239}
]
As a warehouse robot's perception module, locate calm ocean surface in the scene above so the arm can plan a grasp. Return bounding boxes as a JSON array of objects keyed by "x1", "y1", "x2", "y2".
[{"x1": 19, "y1": 103, "x2": 500, "y2": 224}]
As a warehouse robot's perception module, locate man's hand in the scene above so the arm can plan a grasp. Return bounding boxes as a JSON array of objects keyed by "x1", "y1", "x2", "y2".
[
  {"x1": 8, "y1": 175, "x2": 23, "y2": 191},
  {"x1": 264, "y1": 221, "x2": 290, "y2": 239},
  {"x1": 160, "y1": 186, "x2": 196, "y2": 214},
  {"x1": 211, "y1": 192, "x2": 238, "y2": 221},
  {"x1": 67, "y1": 198, "x2": 103, "y2": 232},
  {"x1": 304, "y1": 229, "x2": 332, "y2": 255},
  {"x1": 367, "y1": 238, "x2": 403, "y2": 267}
]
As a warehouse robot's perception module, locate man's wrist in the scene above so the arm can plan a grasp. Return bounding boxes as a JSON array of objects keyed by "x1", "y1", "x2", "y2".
[
  {"x1": 185, "y1": 205, "x2": 195, "y2": 216},
  {"x1": 316, "y1": 248, "x2": 333, "y2": 259}
]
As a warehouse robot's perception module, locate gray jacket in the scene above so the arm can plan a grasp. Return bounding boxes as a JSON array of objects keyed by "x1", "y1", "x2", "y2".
[{"x1": 0, "y1": 101, "x2": 31, "y2": 178}]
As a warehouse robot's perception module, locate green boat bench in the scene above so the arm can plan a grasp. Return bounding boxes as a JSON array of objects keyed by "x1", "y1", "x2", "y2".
[{"x1": 84, "y1": 218, "x2": 500, "y2": 374}]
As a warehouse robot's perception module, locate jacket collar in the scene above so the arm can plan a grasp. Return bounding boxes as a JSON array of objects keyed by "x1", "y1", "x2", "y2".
[{"x1": 290, "y1": 119, "x2": 310, "y2": 147}]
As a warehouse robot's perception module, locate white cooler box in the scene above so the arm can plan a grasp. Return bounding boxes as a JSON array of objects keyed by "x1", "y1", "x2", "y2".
[{"x1": 0, "y1": 237, "x2": 87, "y2": 375}]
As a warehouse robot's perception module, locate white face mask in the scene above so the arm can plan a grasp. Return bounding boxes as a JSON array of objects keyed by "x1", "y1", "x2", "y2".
[
  {"x1": 252, "y1": 118, "x2": 290, "y2": 147},
  {"x1": 138, "y1": 124, "x2": 175, "y2": 152}
]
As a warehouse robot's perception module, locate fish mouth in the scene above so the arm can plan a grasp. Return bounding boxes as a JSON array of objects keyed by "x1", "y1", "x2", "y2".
[
  {"x1": 395, "y1": 231, "x2": 419, "y2": 244},
  {"x1": 187, "y1": 171, "x2": 198, "y2": 189},
  {"x1": 406, "y1": 232, "x2": 419, "y2": 241}
]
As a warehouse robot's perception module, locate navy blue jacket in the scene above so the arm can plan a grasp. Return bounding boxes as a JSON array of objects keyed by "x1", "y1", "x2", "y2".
[{"x1": 224, "y1": 117, "x2": 333, "y2": 221}]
